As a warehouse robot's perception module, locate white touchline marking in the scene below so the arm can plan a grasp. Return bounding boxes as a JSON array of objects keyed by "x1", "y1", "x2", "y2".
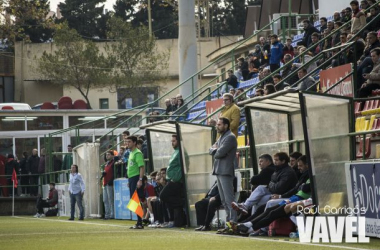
[
  {"x1": 11, "y1": 217, "x2": 369, "y2": 250},
  {"x1": 0, "y1": 231, "x2": 130, "y2": 237}
]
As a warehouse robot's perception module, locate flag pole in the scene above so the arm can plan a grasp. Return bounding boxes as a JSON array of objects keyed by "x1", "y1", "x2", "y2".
[{"x1": 12, "y1": 180, "x2": 15, "y2": 216}]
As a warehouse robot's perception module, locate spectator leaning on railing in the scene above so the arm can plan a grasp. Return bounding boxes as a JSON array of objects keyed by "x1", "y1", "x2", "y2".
[{"x1": 302, "y1": 19, "x2": 320, "y2": 48}]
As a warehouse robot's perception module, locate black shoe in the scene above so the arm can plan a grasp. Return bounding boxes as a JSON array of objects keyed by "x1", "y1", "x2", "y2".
[
  {"x1": 68, "y1": 218, "x2": 74, "y2": 221},
  {"x1": 79, "y1": 218, "x2": 84, "y2": 221},
  {"x1": 249, "y1": 229, "x2": 268, "y2": 237},
  {"x1": 201, "y1": 226, "x2": 211, "y2": 231},
  {"x1": 237, "y1": 224, "x2": 250, "y2": 234},
  {"x1": 130, "y1": 224, "x2": 144, "y2": 229},
  {"x1": 142, "y1": 219, "x2": 150, "y2": 226},
  {"x1": 195, "y1": 225, "x2": 204, "y2": 231}
]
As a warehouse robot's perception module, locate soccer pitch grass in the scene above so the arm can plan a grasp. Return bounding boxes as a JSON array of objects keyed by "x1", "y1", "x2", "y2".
[{"x1": 1, "y1": 216, "x2": 380, "y2": 250}]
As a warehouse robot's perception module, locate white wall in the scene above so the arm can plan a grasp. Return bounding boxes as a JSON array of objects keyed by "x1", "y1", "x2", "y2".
[{"x1": 318, "y1": 0, "x2": 348, "y2": 18}]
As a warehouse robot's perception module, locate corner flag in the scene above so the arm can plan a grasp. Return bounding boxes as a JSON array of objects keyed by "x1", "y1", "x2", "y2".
[
  {"x1": 127, "y1": 190, "x2": 144, "y2": 218},
  {"x1": 11, "y1": 169, "x2": 18, "y2": 188}
]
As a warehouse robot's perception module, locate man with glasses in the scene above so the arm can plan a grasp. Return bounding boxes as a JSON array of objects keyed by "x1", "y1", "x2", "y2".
[{"x1": 219, "y1": 93, "x2": 240, "y2": 138}]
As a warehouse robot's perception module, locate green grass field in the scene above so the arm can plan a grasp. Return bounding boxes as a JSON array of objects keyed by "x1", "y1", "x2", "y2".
[{"x1": 1, "y1": 216, "x2": 380, "y2": 250}]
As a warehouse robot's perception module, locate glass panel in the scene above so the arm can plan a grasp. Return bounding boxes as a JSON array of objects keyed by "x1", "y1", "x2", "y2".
[
  {"x1": 148, "y1": 131, "x2": 174, "y2": 171},
  {"x1": 107, "y1": 115, "x2": 142, "y2": 129},
  {"x1": 15, "y1": 138, "x2": 37, "y2": 160},
  {"x1": 250, "y1": 110, "x2": 289, "y2": 159},
  {"x1": 0, "y1": 116, "x2": 25, "y2": 131},
  {"x1": 69, "y1": 116, "x2": 105, "y2": 129},
  {"x1": 0, "y1": 138, "x2": 13, "y2": 156},
  {"x1": 304, "y1": 95, "x2": 351, "y2": 214},
  {"x1": 27, "y1": 116, "x2": 63, "y2": 130},
  {"x1": 179, "y1": 123, "x2": 213, "y2": 227},
  {"x1": 4, "y1": 77, "x2": 13, "y2": 102},
  {"x1": 40, "y1": 137, "x2": 63, "y2": 174}
]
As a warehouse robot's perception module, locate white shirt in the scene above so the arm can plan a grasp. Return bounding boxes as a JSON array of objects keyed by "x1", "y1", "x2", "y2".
[{"x1": 69, "y1": 173, "x2": 85, "y2": 195}]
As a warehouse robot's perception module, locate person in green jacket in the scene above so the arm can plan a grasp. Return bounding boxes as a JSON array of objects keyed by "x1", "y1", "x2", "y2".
[{"x1": 159, "y1": 134, "x2": 184, "y2": 227}]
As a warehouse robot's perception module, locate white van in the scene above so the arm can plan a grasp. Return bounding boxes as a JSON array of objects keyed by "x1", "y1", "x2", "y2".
[{"x1": 0, "y1": 103, "x2": 32, "y2": 110}]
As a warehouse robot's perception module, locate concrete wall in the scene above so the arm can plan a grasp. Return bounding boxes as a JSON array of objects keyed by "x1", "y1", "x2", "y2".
[
  {"x1": 15, "y1": 36, "x2": 239, "y2": 108},
  {"x1": 318, "y1": 0, "x2": 348, "y2": 19}
]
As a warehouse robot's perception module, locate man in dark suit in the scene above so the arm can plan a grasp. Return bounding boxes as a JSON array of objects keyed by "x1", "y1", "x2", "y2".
[
  {"x1": 194, "y1": 181, "x2": 221, "y2": 231},
  {"x1": 209, "y1": 117, "x2": 238, "y2": 233}
]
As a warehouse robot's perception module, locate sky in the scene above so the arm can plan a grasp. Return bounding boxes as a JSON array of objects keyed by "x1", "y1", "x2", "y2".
[{"x1": 49, "y1": 0, "x2": 117, "y2": 12}]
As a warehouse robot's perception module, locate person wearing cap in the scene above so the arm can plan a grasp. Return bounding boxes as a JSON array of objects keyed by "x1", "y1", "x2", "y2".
[
  {"x1": 219, "y1": 93, "x2": 240, "y2": 138},
  {"x1": 34, "y1": 182, "x2": 58, "y2": 218}
]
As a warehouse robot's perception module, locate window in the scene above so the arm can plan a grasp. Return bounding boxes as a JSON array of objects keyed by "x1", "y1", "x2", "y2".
[
  {"x1": 124, "y1": 98, "x2": 132, "y2": 109},
  {"x1": 99, "y1": 98, "x2": 109, "y2": 109}
]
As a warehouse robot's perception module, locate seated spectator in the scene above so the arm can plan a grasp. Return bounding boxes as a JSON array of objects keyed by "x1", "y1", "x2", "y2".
[
  {"x1": 282, "y1": 38, "x2": 294, "y2": 61},
  {"x1": 34, "y1": 182, "x2": 58, "y2": 218},
  {"x1": 165, "y1": 99, "x2": 174, "y2": 115},
  {"x1": 236, "y1": 155, "x2": 310, "y2": 236},
  {"x1": 332, "y1": 21, "x2": 343, "y2": 46},
  {"x1": 333, "y1": 12, "x2": 340, "y2": 23},
  {"x1": 208, "y1": 118, "x2": 217, "y2": 127},
  {"x1": 226, "y1": 69, "x2": 238, "y2": 89},
  {"x1": 175, "y1": 98, "x2": 187, "y2": 120},
  {"x1": 361, "y1": 0, "x2": 370, "y2": 11},
  {"x1": 331, "y1": 32, "x2": 349, "y2": 67},
  {"x1": 364, "y1": 6, "x2": 380, "y2": 35},
  {"x1": 269, "y1": 34, "x2": 284, "y2": 72},
  {"x1": 258, "y1": 68, "x2": 274, "y2": 88},
  {"x1": 194, "y1": 181, "x2": 221, "y2": 231},
  {"x1": 236, "y1": 57, "x2": 249, "y2": 81},
  {"x1": 341, "y1": 7, "x2": 353, "y2": 23},
  {"x1": 296, "y1": 68, "x2": 317, "y2": 91},
  {"x1": 273, "y1": 74, "x2": 289, "y2": 91},
  {"x1": 235, "y1": 88, "x2": 247, "y2": 102},
  {"x1": 302, "y1": 19, "x2": 320, "y2": 47},
  {"x1": 229, "y1": 88, "x2": 236, "y2": 96},
  {"x1": 347, "y1": 34, "x2": 365, "y2": 64},
  {"x1": 357, "y1": 32, "x2": 380, "y2": 88},
  {"x1": 248, "y1": 154, "x2": 276, "y2": 192},
  {"x1": 159, "y1": 135, "x2": 185, "y2": 228},
  {"x1": 219, "y1": 93, "x2": 241, "y2": 137},
  {"x1": 319, "y1": 17, "x2": 328, "y2": 32},
  {"x1": 253, "y1": 88, "x2": 264, "y2": 97},
  {"x1": 294, "y1": 46, "x2": 317, "y2": 75},
  {"x1": 309, "y1": 32, "x2": 321, "y2": 56},
  {"x1": 249, "y1": 45, "x2": 262, "y2": 69},
  {"x1": 247, "y1": 60, "x2": 259, "y2": 79},
  {"x1": 351, "y1": 0, "x2": 367, "y2": 35},
  {"x1": 281, "y1": 54, "x2": 300, "y2": 86},
  {"x1": 231, "y1": 152, "x2": 297, "y2": 217},
  {"x1": 170, "y1": 97, "x2": 178, "y2": 111},
  {"x1": 264, "y1": 84, "x2": 276, "y2": 95},
  {"x1": 359, "y1": 48, "x2": 380, "y2": 97},
  {"x1": 149, "y1": 171, "x2": 158, "y2": 187},
  {"x1": 289, "y1": 152, "x2": 303, "y2": 179}
]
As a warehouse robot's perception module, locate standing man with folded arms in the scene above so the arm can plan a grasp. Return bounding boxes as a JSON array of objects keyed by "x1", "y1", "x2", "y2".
[{"x1": 209, "y1": 117, "x2": 238, "y2": 234}]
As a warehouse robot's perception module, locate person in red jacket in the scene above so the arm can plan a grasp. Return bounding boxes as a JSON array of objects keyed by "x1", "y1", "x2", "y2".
[
  {"x1": 0, "y1": 154, "x2": 8, "y2": 197},
  {"x1": 102, "y1": 150, "x2": 115, "y2": 220}
]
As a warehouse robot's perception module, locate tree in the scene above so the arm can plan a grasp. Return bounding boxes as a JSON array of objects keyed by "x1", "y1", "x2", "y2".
[
  {"x1": 58, "y1": 0, "x2": 107, "y2": 39},
  {"x1": 37, "y1": 23, "x2": 108, "y2": 109},
  {"x1": 104, "y1": 16, "x2": 169, "y2": 106},
  {"x1": 0, "y1": 0, "x2": 55, "y2": 49},
  {"x1": 113, "y1": 0, "x2": 178, "y2": 39}
]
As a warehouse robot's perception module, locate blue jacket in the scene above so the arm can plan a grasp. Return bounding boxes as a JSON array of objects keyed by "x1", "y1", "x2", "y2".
[{"x1": 269, "y1": 41, "x2": 284, "y2": 65}]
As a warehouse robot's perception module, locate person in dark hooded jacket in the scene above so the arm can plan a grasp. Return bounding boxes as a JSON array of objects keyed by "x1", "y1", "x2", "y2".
[{"x1": 5, "y1": 154, "x2": 19, "y2": 196}]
